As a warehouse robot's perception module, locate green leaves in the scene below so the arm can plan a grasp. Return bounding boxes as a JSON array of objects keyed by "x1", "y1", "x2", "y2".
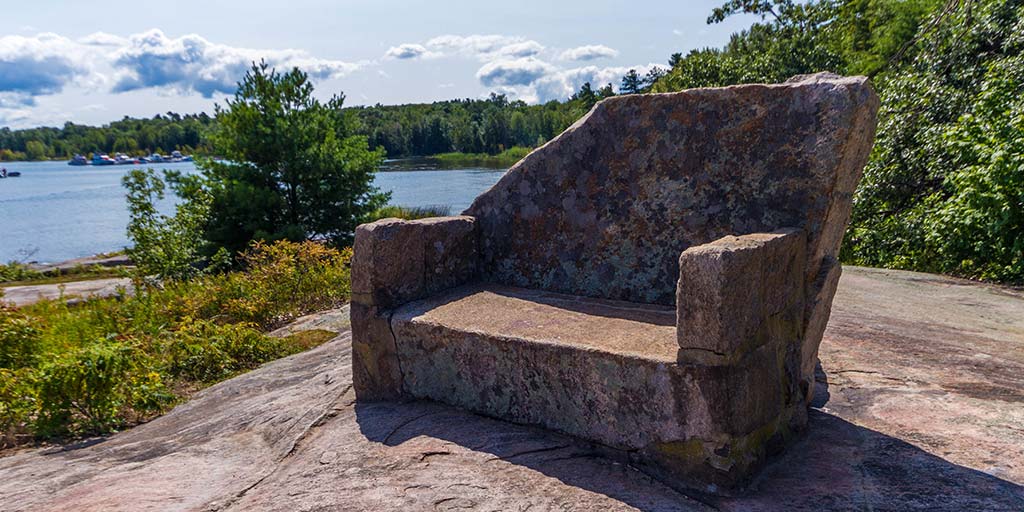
[
  {"x1": 846, "y1": 1, "x2": 1024, "y2": 283},
  {"x1": 123, "y1": 168, "x2": 213, "y2": 280},
  {"x1": 200, "y1": 61, "x2": 387, "y2": 254}
]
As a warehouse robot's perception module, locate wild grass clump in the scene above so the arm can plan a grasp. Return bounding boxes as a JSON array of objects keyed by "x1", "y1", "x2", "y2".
[
  {"x1": 0, "y1": 240, "x2": 351, "y2": 448},
  {"x1": 0, "y1": 263, "x2": 42, "y2": 284},
  {"x1": 430, "y1": 146, "x2": 532, "y2": 167},
  {"x1": 366, "y1": 204, "x2": 452, "y2": 222}
]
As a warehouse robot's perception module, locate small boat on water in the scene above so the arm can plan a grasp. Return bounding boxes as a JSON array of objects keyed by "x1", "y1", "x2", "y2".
[
  {"x1": 170, "y1": 150, "x2": 193, "y2": 162},
  {"x1": 0, "y1": 170, "x2": 20, "y2": 178},
  {"x1": 114, "y1": 153, "x2": 141, "y2": 165},
  {"x1": 67, "y1": 151, "x2": 193, "y2": 165},
  {"x1": 92, "y1": 153, "x2": 116, "y2": 166}
]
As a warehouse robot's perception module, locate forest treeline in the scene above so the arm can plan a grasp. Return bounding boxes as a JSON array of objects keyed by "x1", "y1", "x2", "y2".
[
  {"x1": 0, "y1": 113, "x2": 213, "y2": 161},
  {"x1": 0, "y1": 86, "x2": 624, "y2": 161}
]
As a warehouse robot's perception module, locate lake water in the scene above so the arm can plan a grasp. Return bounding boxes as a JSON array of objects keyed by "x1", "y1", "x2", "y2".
[{"x1": 0, "y1": 159, "x2": 507, "y2": 264}]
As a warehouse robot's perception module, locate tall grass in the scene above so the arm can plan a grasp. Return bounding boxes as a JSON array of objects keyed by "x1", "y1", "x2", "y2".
[
  {"x1": 0, "y1": 240, "x2": 351, "y2": 447},
  {"x1": 365, "y1": 204, "x2": 452, "y2": 222},
  {"x1": 429, "y1": 146, "x2": 532, "y2": 167}
]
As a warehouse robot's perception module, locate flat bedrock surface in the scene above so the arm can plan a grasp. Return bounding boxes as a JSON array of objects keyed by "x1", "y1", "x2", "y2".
[{"x1": 0, "y1": 266, "x2": 1021, "y2": 511}]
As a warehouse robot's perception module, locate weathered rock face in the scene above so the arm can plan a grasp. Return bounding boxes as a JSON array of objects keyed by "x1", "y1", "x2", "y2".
[{"x1": 466, "y1": 73, "x2": 878, "y2": 308}]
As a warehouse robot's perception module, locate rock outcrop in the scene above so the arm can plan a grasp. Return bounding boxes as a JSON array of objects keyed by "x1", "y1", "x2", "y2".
[{"x1": 1, "y1": 267, "x2": 1021, "y2": 511}]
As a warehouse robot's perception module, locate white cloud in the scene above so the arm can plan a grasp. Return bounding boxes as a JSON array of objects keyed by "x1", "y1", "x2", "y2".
[
  {"x1": 496, "y1": 41, "x2": 544, "y2": 58},
  {"x1": 0, "y1": 28, "x2": 369, "y2": 113},
  {"x1": 384, "y1": 43, "x2": 439, "y2": 60},
  {"x1": 476, "y1": 58, "x2": 556, "y2": 87},
  {"x1": 79, "y1": 32, "x2": 129, "y2": 47},
  {"x1": 0, "y1": 33, "x2": 93, "y2": 104},
  {"x1": 422, "y1": 34, "x2": 544, "y2": 61},
  {"x1": 110, "y1": 29, "x2": 365, "y2": 97},
  {"x1": 427, "y1": 34, "x2": 515, "y2": 57},
  {"x1": 531, "y1": 63, "x2": 666, "y2": 103},
  {"x1": 558, "y1": 44, "x2": 619, "y2": 61}
]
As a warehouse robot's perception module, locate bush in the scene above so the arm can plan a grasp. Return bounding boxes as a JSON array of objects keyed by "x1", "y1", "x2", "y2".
[
  {"x1": 32, "y1": 339, "x2": 171, "y2": 438},
  {"x1": 844, "y1": 1, "x2": 1024, "y2": 283},
  {"x1": 167, "y1": 240, "x2": 353, "y2": 329},
  {"x1": 123, "y1": 169, "x2": 220, "y2": 280},
  {"x1": 0, "y1": 305, "x2": 41, "y2": 368},
  {"x1": 0, "y1": 368, "x2": 36, "y2": 448},
  {"x1": 0, "y1": 263, "x2": 42, "y2": 283},
  {"x1": 166, "y1": 320, "x2": 290, "y2": 382},
  {"x1": 0, "y1": 239, "x2": 349, "y2": 446}
]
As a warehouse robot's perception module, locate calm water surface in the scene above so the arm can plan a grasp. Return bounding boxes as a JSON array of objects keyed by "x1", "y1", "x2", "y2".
[{"x1": 0, "y1": 159, "x2": 506, "y2": 263}]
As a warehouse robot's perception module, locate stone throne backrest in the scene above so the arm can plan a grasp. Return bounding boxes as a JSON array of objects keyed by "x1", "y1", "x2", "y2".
[{"x1": 465, "y1": 73, "x2": 879, "y2": 307}]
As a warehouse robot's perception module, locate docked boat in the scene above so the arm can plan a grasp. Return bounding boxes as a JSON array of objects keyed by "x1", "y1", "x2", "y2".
[
  {"x1": 169, "y1": 150, "x2": 193, "y2": 162},
  {"x1": 92, "y1": 153, "x2": 116, "y2": 166},
  {"x1": 114, "y1": 153, "x2": 140, "y2": 165},
  {"x1": 68, "y1": 154, "x2": 88, "y2": 166}
]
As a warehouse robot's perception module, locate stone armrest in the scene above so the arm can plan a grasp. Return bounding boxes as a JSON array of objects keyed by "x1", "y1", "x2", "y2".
[
  {"x1": 351, "y1": 216, "x2": 479, "y2": 309},
  {"x1": 676, "y1": 228, "x2": 807, "y2": 360}
]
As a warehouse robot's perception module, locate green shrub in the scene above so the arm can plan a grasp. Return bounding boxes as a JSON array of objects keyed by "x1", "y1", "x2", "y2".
[
  {"x1": 0, "y1": 368, "x2": 36, "y2": 448},
  {"x1": 166, "y1": 320, "x2": 290, "y2": 382},
  {"x1": 0, "y1": 305, "x2": 42, "y2": 368},
  {"x1": 32, "y1": 338, "x2": 171, "y2": 438},
  {"x1": 159, "y1": 240, "x2": 352, "y2": 329},
  {"x1": 123, "y1": 169, "x2": 218, "y2": 280},
  {"x1": 0, "y1": 263, "x2": 42, "y2": 283},
  {"x1": 0, "y1": 239, "x2": 348, "y2": 446}
]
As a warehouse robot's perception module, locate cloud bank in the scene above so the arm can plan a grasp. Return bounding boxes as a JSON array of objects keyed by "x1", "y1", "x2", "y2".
[
  {"x1": 1, "y1": 28, "x2": 660, "y2": 126},
  {"x1": 111, "y1": 30, "x2": 363, "y2": 97},
  {"x1": 558, "y1": 44, "x2": 619, "y2": 61},
  {"x1": 385, "y1": 43, "x2": 437, "y2": 60},
  {"x1": 0, "y1": 33, "x2": 91, "y2": 105},
  {"x1": 386, "y1": 34, "x2": 655, "y2": 102},
  {"x1": 0, "y1": 29, "x2": 364, "y2": 105}
]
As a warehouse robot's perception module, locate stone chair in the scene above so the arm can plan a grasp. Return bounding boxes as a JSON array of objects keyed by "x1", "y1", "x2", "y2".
[{"x1": 351, "y1": 73, "x2": 879, "y2": 493}]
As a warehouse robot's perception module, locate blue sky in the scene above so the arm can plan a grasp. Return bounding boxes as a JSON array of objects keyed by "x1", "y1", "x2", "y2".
[{"x1": 1, "y1": 1, "x2": 759, "y2": 128}]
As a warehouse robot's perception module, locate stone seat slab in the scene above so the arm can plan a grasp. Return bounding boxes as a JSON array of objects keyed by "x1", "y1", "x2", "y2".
[
  {"x1": 389, "y1": 281, "x2": 793, "y2": 487},
  {"x1": 393, "y1": 283, "x2": 680, "y2": 363}
]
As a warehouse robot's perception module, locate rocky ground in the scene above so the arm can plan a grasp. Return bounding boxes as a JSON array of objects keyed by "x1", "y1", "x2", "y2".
[
  {"x1": 0, "y1": 266, "x2": 1021, "y2": 511},
  {"x1": 1, "y1": 277, "x2": 132, "y2": 307}
]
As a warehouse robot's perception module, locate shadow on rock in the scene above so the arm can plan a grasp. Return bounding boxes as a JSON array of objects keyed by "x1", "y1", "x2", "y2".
[
  {"x1": 354, "y1": 387, "x2": 1024, "y2": 512},
  {"x1": 354, "y1": 400, "x2": 705, "y2": 511}
]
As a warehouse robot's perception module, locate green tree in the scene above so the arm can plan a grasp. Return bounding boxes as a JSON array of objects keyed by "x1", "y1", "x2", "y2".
[
  {"x1": 123, "y1": 169, "x2": 220, "y2": 280},
  {"x1": 620, "y1": 69, "x2": 643, "y2": 94},
  {"x1": 572, "y1": 82, "x2": 599, "y2": 110},
  {"x1": 198, "y1": 61, "x2": 388, "y2": 255},
  {"x1": 845, "y1": 0, "x2": 1024, "y2": 282},
  {"x1": 24, "y1": 140, "x2": 47, "y2": 161}
]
